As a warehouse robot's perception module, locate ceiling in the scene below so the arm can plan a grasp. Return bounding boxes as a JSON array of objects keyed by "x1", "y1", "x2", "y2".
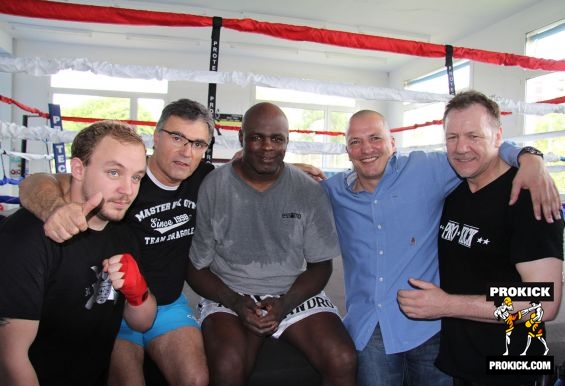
[{"x1": 0, "y1": 0, "x2": 543, "y2": 72}]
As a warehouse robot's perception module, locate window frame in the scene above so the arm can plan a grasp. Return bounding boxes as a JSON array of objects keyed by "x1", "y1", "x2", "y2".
[{"x1": 254, "y1": 86, "x2": 356, "y2": 170}]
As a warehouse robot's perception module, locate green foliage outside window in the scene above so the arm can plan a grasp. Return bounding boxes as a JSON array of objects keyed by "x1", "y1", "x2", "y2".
[
  {"x1": 59, "y1": 97, "x2": 156, "y2": 156},
  {"x1": 531, "y1": 113, "x2": 565, "y2": 194}
]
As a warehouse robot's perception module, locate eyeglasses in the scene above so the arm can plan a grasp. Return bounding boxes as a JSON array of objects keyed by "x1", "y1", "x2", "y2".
[{"x1": 160, "y1": 129, "x2": 209, "y2": 151}]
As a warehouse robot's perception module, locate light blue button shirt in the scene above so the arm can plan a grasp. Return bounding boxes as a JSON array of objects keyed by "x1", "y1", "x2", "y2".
[{"x1": 322, "y1": 145, "x2": 520, "y2": 354}]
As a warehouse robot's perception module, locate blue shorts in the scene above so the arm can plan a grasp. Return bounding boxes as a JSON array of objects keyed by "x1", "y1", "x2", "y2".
[{"x1": 117, "y1": 293, "x2": 199, "y2": 347}]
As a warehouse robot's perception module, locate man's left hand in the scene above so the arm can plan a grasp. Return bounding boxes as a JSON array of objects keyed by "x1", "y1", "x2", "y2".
[
  {"x1": 397, "y1": 278, "x2": 448, "y2": 320},
  {"x1": 510, "y1": 153, "x2": 562, "y2": 222}
]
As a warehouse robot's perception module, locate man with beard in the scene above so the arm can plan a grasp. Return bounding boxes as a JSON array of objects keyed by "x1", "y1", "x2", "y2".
[
  {"x1": 19, "y1": 100, "x2": 214, "y2": 386},
  {"x1": 0, "y1": 120, "x2": 156, "y2": 386}
]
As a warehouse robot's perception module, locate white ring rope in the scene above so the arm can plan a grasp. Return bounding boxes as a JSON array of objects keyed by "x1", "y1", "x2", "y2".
[
  {"x1": 1, "y1": 56, "x2": 564, "y2": 116},
  {"x1": 0, "y1": 148, "x2": 53, "y2": 161},
  {"x1": 2, "y1": 120, "x2": 565, "y2": 158}
]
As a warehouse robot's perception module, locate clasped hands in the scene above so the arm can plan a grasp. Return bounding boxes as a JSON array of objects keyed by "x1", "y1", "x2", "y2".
[{"x1": 233, "y1": 295, "x2": 287, "y2": 336}]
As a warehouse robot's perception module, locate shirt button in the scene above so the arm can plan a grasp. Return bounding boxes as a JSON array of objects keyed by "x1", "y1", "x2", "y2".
[
  {"x1": 377, "y1": 224, "x2": 382, "y2": 230},
  {"x1": 379, "y1": 250, "x2": 383, "y2": 255},
  {"x1": 378, "y1": 277, "x2": 384, "y2": 282},
  {"x1": 374, "y1": 200, "x2": 378, "y2": 204},
  {"x1": 377, "y1": 303, "x2": 382, "y2": 308}
]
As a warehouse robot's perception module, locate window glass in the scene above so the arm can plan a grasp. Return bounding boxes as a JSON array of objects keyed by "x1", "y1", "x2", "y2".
[
  {"x1": 526, "y1": 21, "x2": 565, "y2": 60},
  {"x1": 525, "y1": 20, "x2": 565, "y2": 193},
  {"x1": 51, "y1": 70, "x2": 167, "y2": 162},
  {"x1": 401, "y1": 102, "x2": 445, "y2": 148},
  {"x1": 256, "y1": 87, "x2": 355, "y2": 170},
  {"x1": 257, "y1": 86, "x2": 355, "y2": 107},
  {"x1": 284, "y1": 106, "x2": 325, "y2": 167},
  {"x1": 53, "y1": 94, "x2": 130, "y2": 131},
  {"x1": 51, "y1": 69, "x2": 168, "y2": 93},
  {"x1": 137, "y1": 98, "x2": 165, "y2": 135},
  {"x1": 402, "y1": 62, "x2": 470, "y2": 149},
  {"x1": 405, "y1": 62, "x2": 470, "y2": 94}
]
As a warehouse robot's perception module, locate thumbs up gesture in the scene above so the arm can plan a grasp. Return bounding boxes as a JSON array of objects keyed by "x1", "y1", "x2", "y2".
[{"x1": 44, "y1": 192, "x2": 103, "y2": 243}]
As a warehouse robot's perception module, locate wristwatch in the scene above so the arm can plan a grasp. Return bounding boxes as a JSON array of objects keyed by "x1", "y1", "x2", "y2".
[{"x1": 518, "y1": 146, "x2": 544, "y2": 159}]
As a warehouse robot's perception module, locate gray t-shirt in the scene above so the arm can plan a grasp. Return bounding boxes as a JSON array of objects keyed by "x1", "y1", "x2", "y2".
[{"x1": 189, "y1": 163, "x2": 340, "y2": 295}]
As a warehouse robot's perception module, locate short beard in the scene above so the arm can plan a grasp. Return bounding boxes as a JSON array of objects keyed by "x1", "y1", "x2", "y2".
[{"x1": 96, "y1": 207, "x2": 126, "y2": 223}]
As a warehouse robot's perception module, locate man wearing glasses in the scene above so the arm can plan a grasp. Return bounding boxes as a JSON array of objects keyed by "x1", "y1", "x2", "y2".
[
  {"x1": 160, "y1": 128, "x2": 210, "y2": 151},
  {"x1": 19, "y1": 99, "x2": 214, "y2": 386}
]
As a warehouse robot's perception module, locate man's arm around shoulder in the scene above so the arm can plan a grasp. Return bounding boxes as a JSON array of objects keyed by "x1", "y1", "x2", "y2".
[
  {"x1": 19, "y1": 173, "x2": 70, "y2": 222},
  {"x1": 19, "y1": 173, "x2": 100, "y2": 243}
]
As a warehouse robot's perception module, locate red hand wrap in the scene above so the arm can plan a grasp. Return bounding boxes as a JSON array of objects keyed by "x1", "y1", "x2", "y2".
[{"x1": 119, "y1": 253, "x2": 148, "y2": 306}]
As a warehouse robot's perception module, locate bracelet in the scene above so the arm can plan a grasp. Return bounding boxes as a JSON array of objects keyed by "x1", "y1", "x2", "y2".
[{"x1": 518, "y1": 146, "x2": 544, "y2": 159}]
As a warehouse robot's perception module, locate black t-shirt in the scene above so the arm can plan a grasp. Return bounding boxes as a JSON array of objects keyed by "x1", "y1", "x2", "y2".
[
  {"x1": 0, "y1": 209, "x2": 139, "y2": 386},
  {"x1": 125, "y1": 161, "x2": 214, "y2": 305},
  {"x1": 437, "y1": 167, "x2": 564, "y2": 385}
]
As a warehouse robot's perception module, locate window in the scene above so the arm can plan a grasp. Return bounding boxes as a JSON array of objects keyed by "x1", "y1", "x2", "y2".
[
  {"x1": 48, "y1": 70, "x2": 167, "y2": 171},
  {"x1": 51, "y1": 70, "x2": 167, "y2": 135},
  {"x1": 525, "y1": 20, "x2": 565, "y2": 193},
  {"x1": 401, "y1": 61, "x2": 470, "y2": 149},
  {"x1": 255, "y1": 86, "x2": 355, "y2": 171}
]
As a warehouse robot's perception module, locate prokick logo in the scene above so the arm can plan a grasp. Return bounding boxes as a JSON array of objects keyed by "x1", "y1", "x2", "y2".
[
  {"x1": 488, "y1": 282, "x2": 554, "y2": 356},
  {"x1": 493, "y1": 297, "x2": 548, "y2": 356},
  {"x1": 485, "y1": 282, "x2": 554, "y2": 376}
]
